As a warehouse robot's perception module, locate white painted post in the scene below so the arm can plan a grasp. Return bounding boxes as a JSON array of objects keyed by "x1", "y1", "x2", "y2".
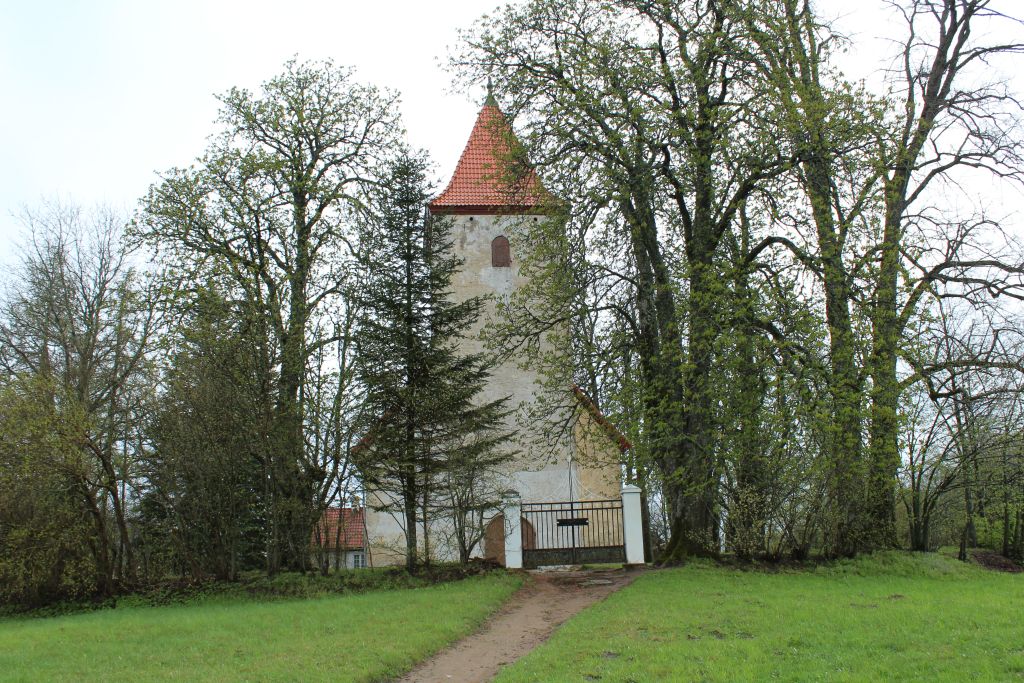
[
  {"x1": 504, "y1": 491, "x2": 523, "y2": 569},
  {"x1": 621, "y1": 485, "x2": 645, "y2": 565}
]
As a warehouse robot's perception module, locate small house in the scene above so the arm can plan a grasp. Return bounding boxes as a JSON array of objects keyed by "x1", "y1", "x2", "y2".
[{"x1": 314, "y1": 507, "x2": 369, "y2": 569}]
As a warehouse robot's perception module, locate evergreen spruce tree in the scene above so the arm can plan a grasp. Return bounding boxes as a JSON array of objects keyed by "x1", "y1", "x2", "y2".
[{"x1": 354, "y1": 150, "x2": 513, "y2": 571}]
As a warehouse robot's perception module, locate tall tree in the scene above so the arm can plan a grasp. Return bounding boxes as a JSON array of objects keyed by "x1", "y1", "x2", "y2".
[
  {"x1": 866, "y1": 0, "x2": 1024, "y2": 544},
  {"x1": 743, "y1": 0, "x2": 1024, "y2": 554},
  {"x1": 0, "y1": 201, "x2": 155, "y2": 594},
  {"x1": 137, "y1": 59, "x2": 401, "y2": 572},
  {"x1": 454, "y1": 0, "x2": 796, "y2": 560},
  {"x1": 353, "y1": 151, "x2": 513, "y2": 570},
  {"x1": 142, "y1": 288, "x2": 267, "y2": 581},
  {"x1": 741, "y1": 0, "x2": 884, "y2": 555}
]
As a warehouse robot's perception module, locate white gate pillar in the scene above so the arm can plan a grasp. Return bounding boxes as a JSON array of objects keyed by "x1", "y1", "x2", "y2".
[
  {"x1": 503, "y1": 491, "x2": 523, "y2": 569},
  {"x1": 621, "y1": 485, "x2": 645, "y2": 565}
]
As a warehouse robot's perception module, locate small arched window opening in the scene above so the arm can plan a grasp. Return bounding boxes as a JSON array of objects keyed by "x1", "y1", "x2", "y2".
[{"x1": 491, "y1": 235, "x2": 511, "y2": 267}]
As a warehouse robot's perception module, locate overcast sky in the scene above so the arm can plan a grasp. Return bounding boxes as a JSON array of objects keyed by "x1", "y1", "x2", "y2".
[{"x1": 0, "y1": 1, "x2": 1019, "y2": 266}]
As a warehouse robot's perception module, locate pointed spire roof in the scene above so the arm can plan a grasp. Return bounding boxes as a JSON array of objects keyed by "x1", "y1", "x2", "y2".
[{"x1": 428, "y1": 98, "x2": 550, "y2": 215}]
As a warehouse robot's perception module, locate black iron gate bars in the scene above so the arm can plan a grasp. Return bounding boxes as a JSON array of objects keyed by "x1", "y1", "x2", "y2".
[{"x1": 520, "y1": 498, "x2": 625, "y2": 567}]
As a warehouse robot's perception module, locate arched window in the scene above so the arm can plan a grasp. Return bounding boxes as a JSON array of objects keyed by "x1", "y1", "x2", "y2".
[{"x1": 491, "y1": 235, "x2": 511, "y2": 267}]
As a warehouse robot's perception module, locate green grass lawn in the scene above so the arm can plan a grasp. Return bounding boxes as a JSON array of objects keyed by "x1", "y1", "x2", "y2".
[
  {"x1": 0, "y1": 572, "x2": 521, "y2": 682},
  {"x1": 496, "y1": 552, "x2": 1024, "y2": 682}
]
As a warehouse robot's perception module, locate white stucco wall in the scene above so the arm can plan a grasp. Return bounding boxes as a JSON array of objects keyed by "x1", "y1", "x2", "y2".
[
  {"x1": 449, "y1": 212, "x2": 585, "y2": 501},
  {"x1": 364, "y1": 210, "x2": 623, "y2": 566}
]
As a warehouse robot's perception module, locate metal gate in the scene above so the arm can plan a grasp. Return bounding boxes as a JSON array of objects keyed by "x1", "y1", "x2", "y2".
[{"x1": 521, "y1": 499, "x2": 625, "y2": 568}]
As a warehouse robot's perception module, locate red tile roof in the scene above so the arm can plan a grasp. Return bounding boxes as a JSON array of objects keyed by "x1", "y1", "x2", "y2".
[
  {"x1": 429, "y1": 103, "x2": 551, "y2": 214},
  {"x1": 314, "y1": 507, "x2": 366, "y2": 550}
]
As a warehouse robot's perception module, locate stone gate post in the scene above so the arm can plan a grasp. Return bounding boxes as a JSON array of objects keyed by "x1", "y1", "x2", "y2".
[
  {"x1": 621, "y1": 485, "x2": 645, "y2": 565},
  {"x1": 503, "y1": 490, "x2": 523, "y2": 569}
]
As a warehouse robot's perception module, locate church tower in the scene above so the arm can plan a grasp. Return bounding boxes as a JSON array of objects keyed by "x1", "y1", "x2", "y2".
[
  {"x1": 428, "y1": 96, "x2": 625, "y2": 520},
  {"x1": 362, "y1": 94, "x2": 629, "y2": 567}
]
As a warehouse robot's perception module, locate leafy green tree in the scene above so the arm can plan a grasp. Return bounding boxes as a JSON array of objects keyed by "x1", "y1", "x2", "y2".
[
  {"x1": 0, "y1": 376, "x2": 97, "y2": 606},
  {"x1": 0, "y1": 201, "x2": 155, "y2": 594},
  {"x1": 865, "y1": 0, "x2": 1024, "y2": 544},
  {"x1": 137, "y1": 59, "x2": 401, "y2": 573},
  {"x1": 454, "y1": 0, "x2": 797, "y2": 560},
  {"x1": 141, "y1": 288, "x2": 267, "y2": 581},
  {"x1": 747, "y1": 0, "x2": 1024, "y2": 553},
  {"x1": 739, "y1": 0, "x2": 885, "y2": 556},
  {"x1": 353, "y1": 150, "x2": 513, "y2": 570}
]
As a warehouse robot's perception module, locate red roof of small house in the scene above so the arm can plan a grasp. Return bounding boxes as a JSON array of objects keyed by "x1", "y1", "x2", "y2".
[
  {"x1": 314, "y1": 508, "x2": 366, "y2": 550},
  {"x1": 428, "y1": 102, "x2": 552, "y2": 215}
]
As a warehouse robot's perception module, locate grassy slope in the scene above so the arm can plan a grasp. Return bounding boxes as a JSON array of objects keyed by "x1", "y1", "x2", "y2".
[
  {"x1": 496, "y1": 552, "x2": 1024, "y2": 683},
  {"x1": 0, "y1": 573, "x2": 521, "y2": 683}
]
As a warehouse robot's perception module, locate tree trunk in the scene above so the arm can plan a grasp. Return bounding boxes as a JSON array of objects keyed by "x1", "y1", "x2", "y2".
[
  {"x1": 272, "y1": 190, "x2": 315, "y2": 573},
  {"x1": 803, "y1": 154, "x2": 866, "y2": 557},
  {"x1": 866, "y1": 226, "x2": 900, "y2": 551},
  {"x1": 1013, "y1": 508, "x2": 1023, "y2": 561},
  {"x1": 619, "y1": 195, "x2": 707, "y2": 563},
  {"x1": 404, "y1": 477, "x2": 418, "y2": 572},
  {"x1": 421, "y1": 482, "x2": 431, "y2": 567},
  {"x1": 663, "y1": 255, "x2": 720, "y2": 561},
  {"x1": 963, "y1": 466, "x2": 978, "y2": 548},
  {"x1": 730, "y1": 222, "x2": 769, "y2": 562}
]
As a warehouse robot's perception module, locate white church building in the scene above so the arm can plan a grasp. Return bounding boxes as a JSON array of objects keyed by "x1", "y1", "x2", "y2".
[{"x1": 362, "y1": 95, "x2": 636, "y2": 568}]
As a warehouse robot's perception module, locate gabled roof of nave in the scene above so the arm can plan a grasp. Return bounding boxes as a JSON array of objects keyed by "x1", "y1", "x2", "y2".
[
  {"x1": 572, "y1": 384, "x2": 633, "y2": 453},
  {"x1": 428, "y1": 94, "x2": 552, "y2": 214}
]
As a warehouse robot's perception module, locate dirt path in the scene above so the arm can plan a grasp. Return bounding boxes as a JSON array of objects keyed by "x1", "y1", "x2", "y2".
[{"x1": 396, "y1": 568, "x2": 640, "y2": 683}]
